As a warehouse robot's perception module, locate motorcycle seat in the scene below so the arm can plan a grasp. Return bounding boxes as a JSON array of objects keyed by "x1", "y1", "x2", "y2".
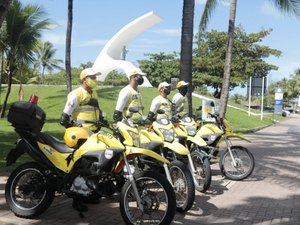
[{"x1": 37, "y1": 132, "x2": 75, "y2": 153}]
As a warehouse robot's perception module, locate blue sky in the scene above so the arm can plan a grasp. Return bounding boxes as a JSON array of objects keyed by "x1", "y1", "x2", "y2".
[{"x1": 21, "y1": 0, "x2": 300, "y2": 86}]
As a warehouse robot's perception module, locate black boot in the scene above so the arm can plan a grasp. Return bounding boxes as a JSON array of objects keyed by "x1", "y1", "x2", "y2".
[
  {"x1": 83, "y1": 198, "x2": 100, "y2": 204},
  {"x1": 72, "y1": 199, "x2": 88, "y2": 212}
]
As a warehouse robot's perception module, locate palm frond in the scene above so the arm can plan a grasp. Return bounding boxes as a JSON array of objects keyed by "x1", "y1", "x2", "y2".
[
  {"x1": 269, "y1": 0, "x2": 300, "y2": 17},
  {"x1": 198, "y1": 0, "x2": 219, "y2": 34}
]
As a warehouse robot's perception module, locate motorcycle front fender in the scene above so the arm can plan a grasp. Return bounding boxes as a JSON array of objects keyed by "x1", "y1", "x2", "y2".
[
  {"x1": 226, "y1": 134, "x2": 251, "y2": 143},
  {"x1": 163, "y1": 141, "x2": 189, "y2": 155},
  {"x1": 125, "y1": 146, "x2": 169, "y2": 164},
  {"x1": 6, "y1": 139, "x2": 26, "y2": 166},
  {"x1": 187, "y1": 136, "x2": 207, "y2": 147}
]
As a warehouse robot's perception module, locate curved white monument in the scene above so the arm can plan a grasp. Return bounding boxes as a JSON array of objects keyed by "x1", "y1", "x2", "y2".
[{"x1": 92, "y1": 11, "x2": 163, "y2": 87}]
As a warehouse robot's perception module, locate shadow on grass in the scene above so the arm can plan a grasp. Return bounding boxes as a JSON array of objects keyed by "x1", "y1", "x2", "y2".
[{"x1": 96, "y1": 87, "x2": 121, "y2": 101}]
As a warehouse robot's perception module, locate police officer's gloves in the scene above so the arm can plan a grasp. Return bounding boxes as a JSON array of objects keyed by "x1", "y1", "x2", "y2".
[
  {"x1": 99, "y1": 116, "x2": 108, "y2": 126},
  {"x1": 143, "y1": 118, "x2": 152, "y2": 126},
  {"x1": 136, "y1": 119, "x2": 145, "y2": 126},
  {"x1": 60, "y1": 113, "x2": 73, "y2": 128},
  {"x1": 171, "y1": 115, "x2": 180, "y2": 123},
  {"x1": 113, "y1": 110, "x2": 123, "y2": 122},
  {"x1": 147, "y1": 111, "x2": 155, "y2": 122}
]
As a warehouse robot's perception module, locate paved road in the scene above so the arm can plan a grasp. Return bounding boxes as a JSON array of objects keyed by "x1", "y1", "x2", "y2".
[{"x1": 0, "y1": 114, "x2": 300, "y2": 225}]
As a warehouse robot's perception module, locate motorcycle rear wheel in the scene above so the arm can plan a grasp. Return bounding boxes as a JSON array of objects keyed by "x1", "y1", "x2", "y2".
[
  {"x1": 168, "y1": 160, "x2": 195, "y2": 213},
  {"x1": 120, "y1": 170, "x2": 176, "y2": 225},
  {"x1": 219, "y1": 145, "x2": 255, "y2": 180},
  {"x1": 5, "y1": 162, "x2": 55, "y2": 218}
]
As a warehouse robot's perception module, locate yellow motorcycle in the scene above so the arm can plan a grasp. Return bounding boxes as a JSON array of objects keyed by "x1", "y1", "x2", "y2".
[
  {"x1": 115, "y1": 107, "x2": 195, "y2": 213},
  {"x1": 151, "y1": 109, "x2": 211, "y2": 194},
  {"x1": 172, "y1": 114, "x2": 212, "y2": 193},
  {"x1": 196, "y1": 112, "x2": 255, "y2": 180},
  {"x1": 5, "y1": 101, "x2": 176, "y2": 225}
]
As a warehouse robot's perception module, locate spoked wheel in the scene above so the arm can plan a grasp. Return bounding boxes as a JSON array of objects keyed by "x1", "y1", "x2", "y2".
[
  {"x1": 120, "y1": 170, "x2": 176, "y2": 225},
  {"x1": 219, "y1": 145, "x2": 255, "y2": 180},
  {"x1": 190, "y1": 150, "x2": 212, "y2": 193},
  {"x1": 168, "y1": 160, "x2": 195, "y2": 213},
  {"x1": 5, "y1": 162, "x2": 55, "y2": 218}
]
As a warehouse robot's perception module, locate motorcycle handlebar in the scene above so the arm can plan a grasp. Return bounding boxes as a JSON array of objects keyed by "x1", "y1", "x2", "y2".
[{"x1": 77, "y1": 119, "x2": 111, "y2": 130}]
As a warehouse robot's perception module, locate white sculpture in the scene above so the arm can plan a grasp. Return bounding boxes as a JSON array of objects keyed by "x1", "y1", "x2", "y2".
[{"x1": 92, "y1": 11, "x2": 163, "y2": 87}]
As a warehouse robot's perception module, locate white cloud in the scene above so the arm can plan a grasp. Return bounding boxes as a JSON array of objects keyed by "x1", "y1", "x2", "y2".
[
  {"x1": 151, "y1": 28, "x2": 181, "y2": 37},
  {"x1": 42, "y1": 33, "x2": 65, "y2": 45},
  {"x1": 260, "y1": 1, "x2": 284, "y2": 19},
  {"x1": 265, "y1": 55, "x2": 300, "y2": 82},
  {"x1": 79, "y1": 39, "x2": 108, "y2": 47}
]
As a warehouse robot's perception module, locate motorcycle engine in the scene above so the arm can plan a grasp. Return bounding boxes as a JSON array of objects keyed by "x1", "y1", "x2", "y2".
[{"x1": 70, "y1": 175, "x2": 95, "y2": 196}]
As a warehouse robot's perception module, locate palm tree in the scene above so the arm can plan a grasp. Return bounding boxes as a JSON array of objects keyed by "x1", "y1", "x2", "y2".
[
  {"x1": 65, "y1": 0, "x2": 73, "y2": 92},
  {"x1": 0, "y1": 0, "x2": 50, "y2": 117},
  {"x1": 180, "y1": 0, "x2": 195, "y2": 116},
  {"x1": 218, "y1": 0, "x2": 237, "y2": 117},
  {"x1": 199, "y1": 0, "x2": 300, "y2": 118},
  {"x1": 34, "y1": 41, "x2": 63, "y2": 82},
  {"x1": 0, "y1": 0, "x2": 11, "y2": 28},
  {"x1": 0, "y1": 0, "x2": 12, "y2": 98}
]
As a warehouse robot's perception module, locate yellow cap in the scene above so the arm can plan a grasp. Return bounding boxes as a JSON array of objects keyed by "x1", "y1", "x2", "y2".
[
  {"x1": 80, "y1": 68, "x2": 101, "y2": 80},
  {"x1": 176, "y1": 80, "x2": 189, "y2": 88}
]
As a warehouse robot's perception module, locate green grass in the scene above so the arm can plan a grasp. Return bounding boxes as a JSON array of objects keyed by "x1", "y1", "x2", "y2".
[{"x1": 0, "y1": 85, "x2": 285, "y2": 174}]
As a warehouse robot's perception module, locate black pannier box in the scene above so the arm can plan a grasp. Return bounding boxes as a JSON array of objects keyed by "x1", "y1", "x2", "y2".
[{"x1": 7, "y1": 101, "x2": 46, "y2": 132}]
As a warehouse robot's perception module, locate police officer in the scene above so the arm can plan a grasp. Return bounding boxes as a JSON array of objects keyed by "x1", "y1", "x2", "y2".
[
  {"x1": 147, "y1": 81, "x2": 172, "y2": 122},
  {"x1": 172, "y1": 80, "x2": 189, "y2": 117},
  {"x1": 113, "y1": 68, "x2": 146, "y2": 122},
  {"x1": 60, "y1": 67, "x2": 103, "y2": 132}
]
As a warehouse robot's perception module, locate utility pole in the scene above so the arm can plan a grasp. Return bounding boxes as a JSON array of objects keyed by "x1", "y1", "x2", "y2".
[{"x1": 248, "y1": 76, "x2": 252, "y2": 116}]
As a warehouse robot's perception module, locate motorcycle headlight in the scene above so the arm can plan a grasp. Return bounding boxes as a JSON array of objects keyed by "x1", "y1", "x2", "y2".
[
  {"x1": 159, "y1": 128, "x2": 174, "y2": 142},
  {"x1": 185, "y1": 125, "x2": 196, "y2": 136},
  {"x1": 157, "y1": 118, "x2": 170, "y2": 125},
  {"x1": 127, "y1": 130, "x2": 140, "y2": 146},
  {"x1": 182, "y1": 116, "x2": 192, "y2": 123}
]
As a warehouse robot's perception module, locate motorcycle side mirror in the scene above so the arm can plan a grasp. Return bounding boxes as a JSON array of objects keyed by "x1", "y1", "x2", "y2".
[
  {"x1": 129, "y1": 107, "x2": 140, "y2": 113},
  {"x1": 157, "y1": 109, "x2": 165, "y2": 114},
  {"x1": 196, "y1": 106, "x2": 202, "y2": 111}
]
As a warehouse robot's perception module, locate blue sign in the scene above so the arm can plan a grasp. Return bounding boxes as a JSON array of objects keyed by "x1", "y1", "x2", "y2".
[
  {"x1": 274, "y1": 100, "x2": 283, "y2": 114},
  {"x1": 274, "y1": 99, "x2": 283, "y2": 106}
]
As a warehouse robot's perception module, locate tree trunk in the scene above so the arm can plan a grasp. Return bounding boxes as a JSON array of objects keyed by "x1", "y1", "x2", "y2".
[
  {"x1": 218, "y1": 0, "x2": 237, "y2": 118},
  {"x1": 0, "y1": 60, "x2": 13, "y2": 118},
  {"x1": 0, "y1": 0, "x2": 10, "y2": 100},
  {"x1": 0, "y1": 0, "x2": 12, "y2": 28},
  {"x1": 65, "y1": 0, "x2": 73, "y2": 92},
  {"x1": 180, "y1": 0, "x2": 195, "y2": 117},
  {"x1": 41, "y1": 65, "x2": 45, "y2": 84}
]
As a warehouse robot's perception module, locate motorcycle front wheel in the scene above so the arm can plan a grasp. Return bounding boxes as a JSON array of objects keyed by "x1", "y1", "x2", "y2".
[
  {"x1": 190, "y1": 150, "x2": 212, "y2": 193},
  {"x1": 120, "y1": 170, "x2": 176, "y2": 225},
  {"x1": 219, "y1": 145, "x2": 255, "y2": 180},
  {"x1": 5, "y1": 162, "x2": 55, "y2": 218},
  {"x1": 168, "y1": 160, "x2": 195, "y2": 213}
]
